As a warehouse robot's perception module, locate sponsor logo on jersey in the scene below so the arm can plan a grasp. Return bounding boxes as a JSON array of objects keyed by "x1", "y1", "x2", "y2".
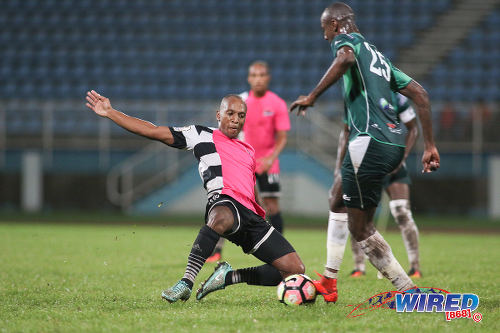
[
  {"x1": 379, "y1": 98, "x2": 395, "y2": 112},
  {"x1": 342, "y1": 194, "x2": 351, "y2": 201},
  {"x1": 208, "y1": 193, "x2": 220, "y2": 205},
  {"x1": 263, "y1": 109, "x2": 274, "y2": 117},
  {"x1": 387, "y1": 126, "x2": 403, "y2": 134},
  {"x1": 173, "y1": 126, "x2": 192, "y2": 132}
]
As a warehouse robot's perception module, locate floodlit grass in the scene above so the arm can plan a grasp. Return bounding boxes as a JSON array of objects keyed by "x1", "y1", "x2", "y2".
[{"x1": 0, "y1": 222, "x2": 498, "y2": 332}]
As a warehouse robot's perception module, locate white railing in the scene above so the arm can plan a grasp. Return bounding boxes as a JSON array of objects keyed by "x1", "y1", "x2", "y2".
[{"x1": 106, "y1": 142, "x2": 195, "y2": 210}]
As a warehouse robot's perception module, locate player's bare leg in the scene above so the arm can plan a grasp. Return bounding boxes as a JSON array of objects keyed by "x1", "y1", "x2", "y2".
[
  {"x1": 162, "y1": 206, "x2": 233, "y2": 303},
  {"x1": 348, "y1": 207, "x2": 415, "y2": 291},
  {"x1": 386, "y1": 183, "x2": 421, "y2": 277}
]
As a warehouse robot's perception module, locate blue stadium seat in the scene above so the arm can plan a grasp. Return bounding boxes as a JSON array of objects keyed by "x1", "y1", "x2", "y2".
[{"x1": 7, "y1": 0, "x2": 494, "y2": 108}]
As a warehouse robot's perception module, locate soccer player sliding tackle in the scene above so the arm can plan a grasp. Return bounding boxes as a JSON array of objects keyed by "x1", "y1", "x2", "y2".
[
  {"x1": 290, "y1": 2, "x2": 440, "y2": 302},
  {"x1": 85, "y1": 91, "x2": 305, "y2": 302},
  {"x1": 207, "y1": 60, "x2": 290, "y2": 262}
]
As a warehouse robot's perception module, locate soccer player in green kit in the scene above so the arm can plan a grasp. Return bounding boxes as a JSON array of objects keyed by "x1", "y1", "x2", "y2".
[
  {"x1": 290, "y1": 2, "x2": 440, "y2": 302},
  {"x1": 349, "y1": 92, "x2": 422, "y2": 279}
]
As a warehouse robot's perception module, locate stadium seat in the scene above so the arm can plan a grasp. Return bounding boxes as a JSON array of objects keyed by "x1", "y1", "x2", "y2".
[{"x1": 5, "y1": 0, "x2": 500, "y2": 136}]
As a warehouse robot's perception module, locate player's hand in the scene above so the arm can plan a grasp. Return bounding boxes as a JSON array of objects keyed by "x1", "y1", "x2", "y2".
[
  {"x1": 422, "y1": 146, "x2": 440, "y2": 173},
  {"x1": 86, "y1": 90, "x2": 113, "y2": 117},
  {"x1": 256, "y1": 155, "x2": 274, "y2": 175},
  {"x1": 289, "y1": 95, "x2": 315, "y2": 116}
]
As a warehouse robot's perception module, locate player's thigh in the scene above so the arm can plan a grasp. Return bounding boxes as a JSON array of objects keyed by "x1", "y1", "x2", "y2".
[
  {"x1": 206, "y1": 202, "x2": 237, "y2": 235},
  {"x1": 384, "y1": 164, "x2": 411, "y2": 199},
  {"x1": 385, "y1": 182, "x2": 410, "y2": 200}
]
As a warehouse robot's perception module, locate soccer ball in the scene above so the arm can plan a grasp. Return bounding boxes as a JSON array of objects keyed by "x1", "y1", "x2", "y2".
[{"x1": 277, "y1": 274, "x2": 317, "y2": 305}]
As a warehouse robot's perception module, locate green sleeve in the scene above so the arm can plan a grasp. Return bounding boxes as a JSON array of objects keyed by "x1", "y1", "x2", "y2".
[
  {"x1": 390, "y1": 64, "x2": 412, "y2": 91},
  {"x1": 331, "y1": 34, "x2": 358, "y2": 57}
]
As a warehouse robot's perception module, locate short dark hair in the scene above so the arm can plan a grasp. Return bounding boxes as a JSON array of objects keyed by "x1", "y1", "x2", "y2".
[{"x1": 248, "y1": 60, "x2": 270, "y2": 74}]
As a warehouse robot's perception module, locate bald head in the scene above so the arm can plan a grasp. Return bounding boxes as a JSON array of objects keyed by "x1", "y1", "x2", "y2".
[
  {"x1": 320, "y1": 2, "x2": 358, "y2": 42},
  {"x1": 217, "y1": 94, "x2": 247, "y2": 138},
  {"x1": 322, "y1": 2, "x2": 355, "y2": 22},
  {"x1": 220, "y1": 94, "x2": 246, "y2": 112}
]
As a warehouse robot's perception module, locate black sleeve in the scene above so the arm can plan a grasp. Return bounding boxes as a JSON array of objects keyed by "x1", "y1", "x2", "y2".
[{"x1": 168, "y1": 126, "x2": 188, "y2": 149}]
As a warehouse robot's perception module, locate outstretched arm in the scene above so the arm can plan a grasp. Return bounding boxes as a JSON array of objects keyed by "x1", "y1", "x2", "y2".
[
  {"x1": 85, "y1": 90, "x2": 174, "y2": 145},
  {"x1": 398, "y1": 81, "x2": 440, "y2": 173},
  {"x1": 290, "y1": 46, "x2": 355, "y2": 115}
]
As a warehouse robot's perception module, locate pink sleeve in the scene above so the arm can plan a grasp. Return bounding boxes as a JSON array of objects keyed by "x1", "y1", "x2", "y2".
[{"x1": 274, "y1": 98, "x2": 290, "y2": 131}]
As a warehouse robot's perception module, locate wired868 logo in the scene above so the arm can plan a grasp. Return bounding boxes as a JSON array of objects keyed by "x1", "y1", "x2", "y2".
[
  {"x1": 347, "y1": 287, "x2": 482, "y2": 323},
  {"x1": 396, "y1": 292, "x2": 482, "y2": 322}
]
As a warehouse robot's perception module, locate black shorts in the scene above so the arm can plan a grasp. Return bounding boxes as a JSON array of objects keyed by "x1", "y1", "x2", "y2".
[
  {"x1": 205, "y1": 194, "x2": 294, "y2": 263},
  {"x1": 255, "y1": 173, "x2": 281, "y2": 197}
]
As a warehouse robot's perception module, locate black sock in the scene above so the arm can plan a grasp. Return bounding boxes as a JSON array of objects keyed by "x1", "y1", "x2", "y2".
[
  {"x1": 181, "y1": 225, "x2": 220, "y2": 289},
  {"x1": 210, "y1": 238, "x2": 225, "y2": 256},
  {"x1": 269, "y1": 212, "x2": 284, "y2": 233},
  {"x1": 225, "y1": 264, "x2": 282, "y2": 286}
]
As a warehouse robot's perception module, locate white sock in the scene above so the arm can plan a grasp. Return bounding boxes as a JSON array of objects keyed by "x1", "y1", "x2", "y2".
[
  {"x1": 358, "y1": 231, "x2": 414, "y2": 291},
  {"x1": 390, "y1": 199, "x2": 420, "y2": 270},
  {"x1": 350, "y1": 236, "x2": 366, "y2": 272},
  {"x1": 325, "y1": 212, "x2": 348, "y2": 279}
]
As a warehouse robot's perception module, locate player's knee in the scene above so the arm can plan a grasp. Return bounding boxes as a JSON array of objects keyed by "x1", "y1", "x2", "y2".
[
  {"x1": 328, "y1": 192, "x2": 345, "y2": 213},
  {"x1": 389, "y1": 200, "x2": 413, "y2": 227},
  {"x1": 207, "y1": 207, "x2": 235, "y2": 235},
  {"x1": 348, "y1": 221, "x2": 374, "y2": 242},
  {"x1": 329, "y1": 198, "x2": 346, "y2": 213},
  {"x1": 328, "y1": 180, "x2": 346, "y2": 213}
]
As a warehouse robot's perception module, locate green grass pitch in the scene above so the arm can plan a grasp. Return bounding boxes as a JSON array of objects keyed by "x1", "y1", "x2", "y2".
[{"x1": 0, "y1": 222, "x2": 498, "y2": 332}]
